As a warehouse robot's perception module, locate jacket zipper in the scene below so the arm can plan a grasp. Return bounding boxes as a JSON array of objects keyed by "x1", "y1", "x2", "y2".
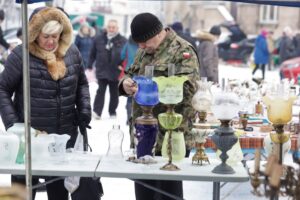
[{"x1": 56, "y1": 80, "x2": 61, "y2": 133}]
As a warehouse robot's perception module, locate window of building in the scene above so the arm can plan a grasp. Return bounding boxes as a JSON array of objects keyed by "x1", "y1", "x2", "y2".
[{"x1": 259, "y1": 5, "x2": 278, "y2": 24}]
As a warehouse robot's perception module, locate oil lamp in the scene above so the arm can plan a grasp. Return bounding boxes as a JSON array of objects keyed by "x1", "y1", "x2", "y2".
[
  {"x1": 133, "y1": 76, "x2": 159, "y2": 159},
  {"x1": 211, "y1": 90, "x2": 240, "y2": 174},
  {"x1": 191, "y1": 77, "x2": 214, "y2": 165},
  {"x1": 262, "y1": 85, "x2": 296, "y2": 164},
  {"x1": 191, "y1": 77, "x2": 213, "y2": 123},
  {"x1": 154, "y1": 76, "x2": 188, "y2": 171}
]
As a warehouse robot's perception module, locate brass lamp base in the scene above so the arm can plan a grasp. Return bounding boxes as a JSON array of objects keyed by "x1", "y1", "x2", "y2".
[
  {"x1": 160, "y1": 162, "x2": 180, "y2": 171},
  {"x1": 192, "y1": 143, "x2": 210, "y2": 165},
  {"x1": 271, "y1": 124, "x2": 290, "y2": 164}
]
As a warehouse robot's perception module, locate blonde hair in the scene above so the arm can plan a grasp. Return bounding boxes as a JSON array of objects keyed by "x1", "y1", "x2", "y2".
[{"x1": 41, "y1": 20, "x2": 63, "y2": 35}]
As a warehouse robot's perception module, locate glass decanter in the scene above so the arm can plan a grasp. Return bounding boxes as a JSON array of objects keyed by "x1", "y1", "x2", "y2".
[{"x1": 106, "y1": 124, "x2": 124, "y2": 158}]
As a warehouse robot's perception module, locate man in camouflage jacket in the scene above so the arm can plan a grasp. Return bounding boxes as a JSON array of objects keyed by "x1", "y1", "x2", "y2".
[{"x1": 119, "y1": 13, "x2": 200, "y2": 200}]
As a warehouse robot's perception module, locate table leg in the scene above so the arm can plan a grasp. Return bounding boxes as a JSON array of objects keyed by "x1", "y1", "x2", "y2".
[{"x1": 213, "y1": 182, "x2": 220, "y2": 200}]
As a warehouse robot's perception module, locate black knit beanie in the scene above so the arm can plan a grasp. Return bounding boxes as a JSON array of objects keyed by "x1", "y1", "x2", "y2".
[
  {"x1": 209, "y1": 25, "x2": 221, "y2": 36},
  {"x1": 131, "y1": 13, "x2": 163, "y2": 43}
]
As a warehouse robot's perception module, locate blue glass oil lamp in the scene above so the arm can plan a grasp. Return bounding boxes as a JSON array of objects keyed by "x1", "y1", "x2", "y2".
[{"x1": 133, "y1": 76, "x2": 159, "y2": 159}]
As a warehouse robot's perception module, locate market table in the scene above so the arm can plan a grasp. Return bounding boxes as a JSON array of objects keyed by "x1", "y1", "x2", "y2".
[
  {"x1": 96, "y1": 155, "x2": 249, "y2": 200},
  {"x1": 0, "y1": 153, "x2": 249, "y2": 200},
  {"x1": 0, "y1": 153, "x2": 101, "y2": 177}
]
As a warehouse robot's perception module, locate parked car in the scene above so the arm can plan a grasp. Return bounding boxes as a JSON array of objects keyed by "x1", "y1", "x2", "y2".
[
  {"x1": 279, "y1": 56, "x2": 300, "y2": 83},
  {"x1": 217, "y1": 21, "x2": 255, "y2": 63}
]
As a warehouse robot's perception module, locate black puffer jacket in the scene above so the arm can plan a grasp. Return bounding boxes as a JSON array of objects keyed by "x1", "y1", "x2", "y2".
[
  {"x1": 88, "y1": 33, "x2": 126, "y2": 81},
  {"x1": 0, "y1": 44, "x2": 91, "y2": 142}
]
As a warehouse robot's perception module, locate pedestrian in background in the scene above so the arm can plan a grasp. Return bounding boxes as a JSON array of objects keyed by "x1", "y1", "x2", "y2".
[
  {"x1": 266, "y1": 30, "x2": 275, "y2": 70},
  {"x1": 171, "y1": 21, "x2": 197, "y2": 48},
  {"x1": 88, "y1": 19, "x2": 126, "y2": 119},
  {"x1": 196, "y1": 25, "x2": 221, "y2": 83},
  {"x1": 0, "y1": 9, "x2": 11, "y2": 51},
  {"x1": 253, "y1": 29, "x2": 269, "y2": 80},
  {"x1": 293, "y1": 32, "x2": 300, "y2": 57},
  {"x1": 75, "y1": 23, "x2": 95, "y2": 69},
  {"x1": 279, "y1": 26, "x2": 296, "y2": 64},
  {"x1": 119, "y1": 12, "x2": 199, "y2": 200},
  {"x1": 120, "y1": 35, "x2": 138, "y2": 126},
  {"x1": 0, "y1": 7, "x2": 101, "y2": 200}
]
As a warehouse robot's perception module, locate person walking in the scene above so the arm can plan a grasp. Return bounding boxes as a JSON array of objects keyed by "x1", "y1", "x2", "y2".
[
  {"x1": 119, "y1": 12, "x2": 199, "y2": 200},
  {"x1": 120, "y1": 35, "x2": 138, "y2": 126},
  {"x1": 196, "y1": 25, "x2": 221, "y2": 83},
  {"x1": 252, "y1": 29, "x2": 269, "y2": 80},
  {"x1": 171, "y1": 21, "x2": 197, "y2": 48},
  {"x1": 266, "y1": 31, "x2": 275, "y2": 70},
  {"x1": 75, "y1": 23, "x2": 95, "y2": 69},
  {"x1": 88, "y1": 19, "x2": 126, "y2": 119},
  {"x1": 0, "y1": 7, "x2": 101, "y2": 200},
  {"x1": 279, "y1": 26, "x2": 296, "y2": 64},
  {"x1": 0, "y1": 9, "x2": 11, "y2": 50}
]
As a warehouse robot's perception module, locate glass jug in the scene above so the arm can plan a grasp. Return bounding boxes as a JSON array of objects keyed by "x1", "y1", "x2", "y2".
[
  {"x1": 106, "y1": 125, "x2": 124, "y2": 158},
  {"x1": 0, "y1": 132, "x2": 19, "y2": 165},
  {"x1": 6, "y1": 123, "x2": 35, "y2": 164},
  {"x1": 31, "y1": 134, "x2": 54, "y2": 163},
  {"x1": 49, "y1": 134, "x2": 70, "y2": 163}
]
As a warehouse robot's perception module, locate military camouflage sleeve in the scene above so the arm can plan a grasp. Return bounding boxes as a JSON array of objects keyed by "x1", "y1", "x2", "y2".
[{"x1": 174, "y1": 44, "x2": 200, "y2": 150}]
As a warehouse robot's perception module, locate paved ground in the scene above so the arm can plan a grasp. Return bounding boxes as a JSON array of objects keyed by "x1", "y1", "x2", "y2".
[{"x1": 0, "y1": 64, "x2": 286, "y2": 199}]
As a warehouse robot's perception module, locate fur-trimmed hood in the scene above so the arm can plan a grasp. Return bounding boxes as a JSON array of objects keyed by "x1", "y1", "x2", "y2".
[
  {"x1": 28, "y1": 7, "x2": 73, "y2": 81},
  {"x1": 195, "y1": 31, "x2": 215, "y2": 42},
  {"x1": 78, "y1": 24, "x2": 96, "y2": 38}
]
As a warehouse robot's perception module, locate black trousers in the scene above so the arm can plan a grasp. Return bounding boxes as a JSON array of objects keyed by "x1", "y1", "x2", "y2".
[
  {"x1": 134, "y1": 150, "x2": 190, "y2": 200},
  {"x1": 135, "y1": 180, "x2": 183, "y2": 200},
  {"x1": 252, "y1": 63, "x2": 266, "y2": 79},
  {"x1": 12, "y1": 175, "x2": 68, "y2": 200},
  {"x1": 93, "y1": 79, "x2": 119, "y2": 116}
]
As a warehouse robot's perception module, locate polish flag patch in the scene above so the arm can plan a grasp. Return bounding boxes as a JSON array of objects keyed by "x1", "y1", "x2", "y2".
[{"x1": 183, "y1": 52, "x2": 191, "y2": 59}]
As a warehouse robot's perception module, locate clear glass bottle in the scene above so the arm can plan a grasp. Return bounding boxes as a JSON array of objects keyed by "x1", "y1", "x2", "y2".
[{"x1": 106, "y1": 125, "x2": 124, "y2": 158}]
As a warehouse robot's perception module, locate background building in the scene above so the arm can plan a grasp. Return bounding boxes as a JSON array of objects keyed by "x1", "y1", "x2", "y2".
[{"x1": 1, "y1": 1, "x2": 300, "y2": 39}]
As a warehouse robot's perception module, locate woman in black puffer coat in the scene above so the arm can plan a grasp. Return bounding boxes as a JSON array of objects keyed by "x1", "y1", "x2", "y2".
[{"x1": 0, "y1": 7, "x2": 96, "y2": 200}]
